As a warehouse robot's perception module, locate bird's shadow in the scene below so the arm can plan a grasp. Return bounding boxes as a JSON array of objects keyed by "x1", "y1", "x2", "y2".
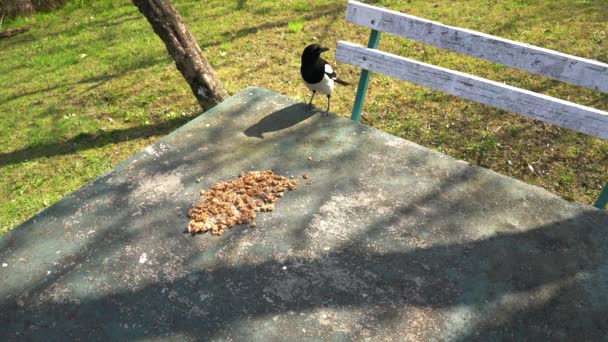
[{"x1": 243, "y1": 103, "x2": 318, "y2": 139}]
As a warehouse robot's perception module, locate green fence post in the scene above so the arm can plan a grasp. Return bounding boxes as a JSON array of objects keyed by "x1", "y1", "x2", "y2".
[
  {"x1": 594, "y1": 182, "x2": 608, "y2": 209},
  {"x1": 351, "y1": 29, "x2": 381, "y2": 122}
]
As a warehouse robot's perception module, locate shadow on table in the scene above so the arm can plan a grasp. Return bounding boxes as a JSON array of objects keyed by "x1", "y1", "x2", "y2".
[
  {"x1": 244, "y1": 103, "x2": 318, "y2": 138},
  {"x1": 1, "y1": 205, "x2": 606, "y2": 340}
]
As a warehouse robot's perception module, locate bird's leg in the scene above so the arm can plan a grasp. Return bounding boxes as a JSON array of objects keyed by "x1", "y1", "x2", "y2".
[
  {"x1": 323, "y1": 95, "x2": 331, "y2": 116},
  {"x1": 308, "y1": 91, "x2": 316, "y2": 109}
]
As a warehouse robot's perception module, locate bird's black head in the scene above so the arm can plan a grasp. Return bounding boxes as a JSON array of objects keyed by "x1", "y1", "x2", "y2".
[{"x1": 302, "y1": 44, "x2": 329, "y2": 62}]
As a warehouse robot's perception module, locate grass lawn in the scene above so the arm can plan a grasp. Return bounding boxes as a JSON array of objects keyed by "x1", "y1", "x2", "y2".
[{"x1": 1, "y1": 0, "x2": 607, "y2": 235}]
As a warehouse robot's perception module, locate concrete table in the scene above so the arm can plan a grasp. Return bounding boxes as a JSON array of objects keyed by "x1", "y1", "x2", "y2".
[{"x1": 1, "y1": 87, "x2": 607, "y2": 341}]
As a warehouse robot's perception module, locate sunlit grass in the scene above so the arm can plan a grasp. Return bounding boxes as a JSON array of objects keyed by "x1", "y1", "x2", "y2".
[{"x1": 288, "y1": 18, "x2": 305, "y2": 33}]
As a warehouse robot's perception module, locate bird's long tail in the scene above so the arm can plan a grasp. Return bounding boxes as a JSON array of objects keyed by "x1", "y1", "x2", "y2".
[{"x1": 335, "y1": 78, "x2": 350, "y2": 86}]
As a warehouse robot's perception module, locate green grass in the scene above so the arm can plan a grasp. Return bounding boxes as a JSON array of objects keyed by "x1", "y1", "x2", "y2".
[
  {"x1": 288, "y1": 18, "x2": 305, "y2": 33},
  {"x1": 1, "y1": 0, "x2": 607, "y2": 235}
]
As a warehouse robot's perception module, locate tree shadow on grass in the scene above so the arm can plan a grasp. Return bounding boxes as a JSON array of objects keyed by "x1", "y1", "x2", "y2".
[
  {"x1": 2, "y1": 48, "x2": 166, "y2": 105},
  {"x1": 0, "y1": 10, "x2": 140, "y2": 52},
  {"x1": 236, "y1": 0, "x2": 246, "y2": 10},
  {"x1": 0, "y1": 115, "x2": 197, "y2": 167},
  {"x1": 198, "y1": 2, "x2": 350, "y2": 49}
]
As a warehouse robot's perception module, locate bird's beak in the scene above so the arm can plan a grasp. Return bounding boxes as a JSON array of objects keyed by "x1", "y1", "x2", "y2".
[{"x1": 319, "y1": 46, "x2": 330, "y2": 53}]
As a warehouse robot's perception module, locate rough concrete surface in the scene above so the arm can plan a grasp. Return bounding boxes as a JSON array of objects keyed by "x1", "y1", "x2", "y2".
[{"x1": 1, "y1": 87, "x2": 607, "y2": 341}]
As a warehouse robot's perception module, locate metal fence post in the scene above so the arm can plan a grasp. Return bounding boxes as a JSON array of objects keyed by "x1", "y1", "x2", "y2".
[
  {"x1": 594, "y1": 182, "x2": 608, "y2": 209},
  {"x1": 351, "y1": 29, "x2": 381, "y2": 122}
]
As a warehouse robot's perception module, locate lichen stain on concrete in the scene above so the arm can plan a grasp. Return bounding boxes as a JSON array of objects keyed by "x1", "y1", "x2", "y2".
[
  {"x1": 307, "y1": 190, "x2": 392, "y2": 249},
  {"x1": 166, "y1": 288, "x2": 209, "y2": 319},
  {"x1": 129, "y1": 171, "x2": 184, "y2": 207},
  {"x1": 435, "y1": 279, "x2": 568, "y2": 340},
  {"x1": 394, "y1": 306, "x2": 448, "y2": 341},
  {"x1": 46, "y1": 280, "x2": 81, "y2": 306},
  {"x1": 384, "y1": 135, "x2": 417, "y2": 149},
  {"x1": 262, "y1": 254, "x2": 380, "y2": 307},
  {"x1": 440, "y1": 304, "x2": 477, "y2": 340},
  {"x1": 212, "y1": 232, "x2": 263, "y2": 265},
  {"x1": 142, "y1": 142, "x2": 171, "y2": 159}
]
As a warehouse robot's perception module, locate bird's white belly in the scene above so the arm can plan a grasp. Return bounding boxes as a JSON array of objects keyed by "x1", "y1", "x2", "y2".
[{"x1": 303, "y1": 74, "x2": 334, "y2": 95}]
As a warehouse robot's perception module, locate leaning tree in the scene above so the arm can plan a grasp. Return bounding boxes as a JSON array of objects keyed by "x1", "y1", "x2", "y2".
[
  {"x1": 131, "y1": 0, "x2": 228, "y2": 109},
  {"x1": 0, "y1": 0, "x2": 67, "y2": 17}
]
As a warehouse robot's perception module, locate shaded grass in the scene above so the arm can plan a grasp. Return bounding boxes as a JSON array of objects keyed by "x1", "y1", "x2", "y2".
[{"x1": 1, "y1": 0, "x2": 607, "y2": 234}]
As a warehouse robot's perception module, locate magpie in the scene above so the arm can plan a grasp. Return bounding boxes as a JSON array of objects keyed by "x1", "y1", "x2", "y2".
[{"x1": 301, "y1": 43, "x2": 350, "y2": 115}]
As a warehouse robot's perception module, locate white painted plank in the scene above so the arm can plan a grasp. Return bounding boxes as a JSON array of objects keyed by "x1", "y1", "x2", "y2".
[
  {"x1": 336, "y1": 41, "x2": 608, "y2": 139},
  {"x1": 345, "y1": 0, "x2": 608, "y2": 93}
]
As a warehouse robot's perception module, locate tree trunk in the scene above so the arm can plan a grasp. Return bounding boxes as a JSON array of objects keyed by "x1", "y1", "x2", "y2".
[
  {"x1": 0, "y1": 0, "x2": 34, "y2": 17},
  {"x1": 0, "y1": 0, "x2": 67, "y2": 17},
  {"x1": 31, "y1": 0, "x2": 67, "y2": 12},
  {"x1": 132, "y1": 0, "x2": 228, "y2": 110}
]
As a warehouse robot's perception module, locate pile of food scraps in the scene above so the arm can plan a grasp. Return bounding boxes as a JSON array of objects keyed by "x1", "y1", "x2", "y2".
[{"x1": 187, "y1": 170, "x2": 297, "y2": 235}]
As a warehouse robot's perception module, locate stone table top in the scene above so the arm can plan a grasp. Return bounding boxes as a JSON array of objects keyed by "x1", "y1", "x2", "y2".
[{"x1": 1, "y1": 87, "x2": 607, "y2": 341}]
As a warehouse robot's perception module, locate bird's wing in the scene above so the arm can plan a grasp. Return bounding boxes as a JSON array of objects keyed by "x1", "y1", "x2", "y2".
[
  {"x1": 323, "y1": 61, "x2": 337, "y2": 79},
  {"x1": 322, "y1": 58, "x2": 350, "y2": 86}
]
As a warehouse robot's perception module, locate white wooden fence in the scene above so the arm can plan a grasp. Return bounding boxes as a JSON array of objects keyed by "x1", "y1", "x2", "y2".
[{"x1": 336, "y1": 0, "x2": 608, "y2": 140}]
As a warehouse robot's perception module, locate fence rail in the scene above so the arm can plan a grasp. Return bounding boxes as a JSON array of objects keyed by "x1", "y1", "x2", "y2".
[
  {"x1": 344, "y1": 0, "x2": 608, "y2": 93},
  {"x1": 337, "y1": 41, "x2": 608, "y2": 139},
  {"x1": 338, "y1": 0, "x2": 608, "y2": 208}
]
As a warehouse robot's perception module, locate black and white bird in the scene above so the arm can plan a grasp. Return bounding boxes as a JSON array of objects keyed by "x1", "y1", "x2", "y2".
[{"x1": 300, "y1": 43, "x2": 350, "y2": 115}]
